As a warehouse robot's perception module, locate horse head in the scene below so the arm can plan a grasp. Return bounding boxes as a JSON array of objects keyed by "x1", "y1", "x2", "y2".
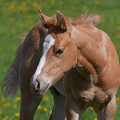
[{"x1": 30, "y1": 10, "x2": 77, "y2": 96}]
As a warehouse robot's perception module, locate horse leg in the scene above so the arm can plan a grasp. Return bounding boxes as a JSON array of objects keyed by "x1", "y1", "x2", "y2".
[
  {"x1": 78, "y1": 99, "x2": 89, "y2": 120},
  {"x1": 19, "y1": 81, "x2": 42, "y2": 120},
  {"x1": 94, "y1": 96, "x2": 116, "y2": 120},
  {"x1": 49, "y1": 87, "x2": 66, "y2": 120},
  {"x1": 65, "y1": 92, "x2": 80, "y2": 120}
]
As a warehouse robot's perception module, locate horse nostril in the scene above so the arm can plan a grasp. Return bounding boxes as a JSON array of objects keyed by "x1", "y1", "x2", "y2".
[
  {"x1": 30, "y1": 80, "x2": 41, "y2": 94},
  {"x1": 36, "y1": 80, "x2": 40, "y2": 89}
]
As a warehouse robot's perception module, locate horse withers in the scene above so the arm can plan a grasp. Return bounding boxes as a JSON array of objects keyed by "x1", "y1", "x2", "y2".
[{"x1": 2, "y1": 10, "x2": 120, "y2": 120}]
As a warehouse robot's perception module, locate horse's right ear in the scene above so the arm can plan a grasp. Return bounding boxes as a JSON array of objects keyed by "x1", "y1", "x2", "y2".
[
  {"x1": 56, "y1": 10, "x2": 67, "y2": 31},
  {"x1": 39, "y1": 10, "x2": 51, "y2": 29}
]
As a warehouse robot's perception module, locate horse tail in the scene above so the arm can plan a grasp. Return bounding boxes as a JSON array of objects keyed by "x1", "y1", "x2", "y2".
[{"x1": 2, "y1": 35, "x2": 26, "y2": 97}]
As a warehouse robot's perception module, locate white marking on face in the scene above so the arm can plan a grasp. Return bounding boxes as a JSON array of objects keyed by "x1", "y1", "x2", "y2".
[{"x1": 32, "y1": 34, "x2": 55, "y2": 81}]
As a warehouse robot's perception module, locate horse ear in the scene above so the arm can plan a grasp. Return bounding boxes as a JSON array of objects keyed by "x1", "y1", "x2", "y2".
[
  {"x1": 39, "y1": 10, "x2": 51, "y2": 29},
  {"x1": 56, "y1": 10, "x2": 67, "y2": 31}
]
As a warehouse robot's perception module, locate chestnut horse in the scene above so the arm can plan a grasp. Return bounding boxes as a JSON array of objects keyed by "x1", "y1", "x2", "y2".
[{"x1": 2, "y1": 10, "x2": 120, "y2": 120}]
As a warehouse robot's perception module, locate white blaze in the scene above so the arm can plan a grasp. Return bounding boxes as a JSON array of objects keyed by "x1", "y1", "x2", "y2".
[{"x1": 32, "y1": 34, "x2": 55, "y2": 80}]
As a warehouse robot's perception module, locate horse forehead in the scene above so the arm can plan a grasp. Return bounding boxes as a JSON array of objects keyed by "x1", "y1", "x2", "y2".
[
  {"x1": 51, "y1": 31, "x2": 67, "y2": 41},
  {"x1": 44, "y1": 34, "x2": 55, "y2": 43},
  {"x1": 43, "y1": 34, "x2": 55, "y2": 49},
  {"x1": 45, "y1": 32, "x2": 69, "y2": 49}
]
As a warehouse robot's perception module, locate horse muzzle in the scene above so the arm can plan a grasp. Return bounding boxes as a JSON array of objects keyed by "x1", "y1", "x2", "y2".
[{"x1": 30, "y1": 78, "x2": 50, "y2": 96}]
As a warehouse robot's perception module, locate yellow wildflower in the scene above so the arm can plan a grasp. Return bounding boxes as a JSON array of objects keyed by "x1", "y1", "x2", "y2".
[
  {"x1": 37, "y1": 105, "x2": 41, "y2": 109},
  {"x1": 5, "y1": 116, "x2": 9, "y2": 119},
  {"x1": 49, "y1": 110, "x2": 52, "y2": 114},
  {"x1": 15, "y1": 97, "x2": 21, "y2": 101},
  {"x1": 22, "y1": 2, "x2": 26, "y2": 6},
  {"x1": 25, "y1": 23, "x2": 29, "y2": 27},
  {"x1": 2, "y1": 98, "x2": 6, "y2": 103},
  {"x1": 117, "y1": 34, "x2": 120, "y2": 38},
  {"x1": 19, "y1": 23, "x2": 24, "y2": 27},
  {"x1": 90, "y1": 107, "x2": 93, "y2": 110},
  {"x1": 112, "y1": 4, "x2": 116, "y2": 8},
  {"x1": 51, "y1": 0, "x2": 55, "y2": 5},
  {"x1": 15, "y1": 112, "x2": 20, "y2": 117},
  {"x1": 116, "y1": 26, "x2": 120, "y2": 30},
  {"x1": 94, "y1": 1, "x2": 99, "y2": 5},
  {"x1": 0, "y1": 111, "x2": 3, "y2": 114},
  {"x1": 6, "y1": 102, "x2": 11, "y2": 107},
  {"x1": 83, "y1": 6, "x2": 88, "y2": 10},
  {"x1": 44, "y1": 96, "x2": 48, "y2": 101},
  {"x1": 13, "y1": 105, "x2": 17, "y2": 108},
  {"x1": 2, "y1": 7, "x2": 6, "y2": 10},
  {"x1": 43, "y1": 108, "x2": 48, "y2": 112},
  {"x1": 110, "y1": 17, "x2": 114, "y2": 21},
  {"x1": 33, "y1": 2, "x2": 37, "y2": 7},
  {"x1": 116, "y1": 97, "x2": 120, "y2": 101}
]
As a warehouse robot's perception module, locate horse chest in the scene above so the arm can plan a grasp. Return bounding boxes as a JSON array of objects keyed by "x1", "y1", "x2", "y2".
[
  {"x1": 65, "y1": 68, "x2": 94, "y2": 102},
  {"x1": 66, "y1": 68, "x2": 108, "y2": 104}
]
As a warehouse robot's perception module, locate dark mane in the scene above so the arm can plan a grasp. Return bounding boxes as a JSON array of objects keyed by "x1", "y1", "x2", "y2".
[{"x1": 48, "y1": 11, "x2": 101, "y2": 27}]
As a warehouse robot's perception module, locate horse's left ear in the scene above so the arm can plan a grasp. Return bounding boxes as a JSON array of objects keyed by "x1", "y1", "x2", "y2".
[{"x1": 56, "y1": 10, "x2": 67, "y2": 31}]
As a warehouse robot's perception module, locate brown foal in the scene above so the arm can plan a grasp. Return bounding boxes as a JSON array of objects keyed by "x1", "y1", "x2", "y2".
[{"x1": 2, "y1": 10, "x2": 120, "y2": 120}]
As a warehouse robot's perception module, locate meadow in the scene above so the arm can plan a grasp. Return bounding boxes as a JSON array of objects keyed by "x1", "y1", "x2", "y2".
[{"x1": 0, "y1": 0, "x2": 120, "y2": 120}]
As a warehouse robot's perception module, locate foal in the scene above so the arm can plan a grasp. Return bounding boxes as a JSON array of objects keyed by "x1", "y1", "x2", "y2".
[
  {"x1": 2, "y1": 10, "x2": 120, "y2": 120},
  {"x1": 31, "y1": 11, "x2": 120, "y2": 120}
]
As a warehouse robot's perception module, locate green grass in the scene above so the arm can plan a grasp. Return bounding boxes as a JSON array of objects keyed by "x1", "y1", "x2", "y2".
[{"x1": 0, "y1": 0, "x2": 120, "y2": 120}]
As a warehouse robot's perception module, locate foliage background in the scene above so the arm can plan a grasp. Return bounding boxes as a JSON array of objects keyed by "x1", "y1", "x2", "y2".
[{"x1": 0, "y1": 0, "x2": 120, "y2": 120}]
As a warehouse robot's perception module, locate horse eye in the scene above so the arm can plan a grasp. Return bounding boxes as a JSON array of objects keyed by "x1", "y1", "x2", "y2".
[{"x1": 56, "y1": 49, "x2": 64, "y2": 55}]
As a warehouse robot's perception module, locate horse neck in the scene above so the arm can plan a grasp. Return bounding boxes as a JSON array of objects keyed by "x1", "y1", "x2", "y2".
[
  {"x1": 71, "y1": 25, "x2": 100, "y2": 52},
  {"x1": 71, "y1": 25, "x2": 107, "y2": 82}
]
